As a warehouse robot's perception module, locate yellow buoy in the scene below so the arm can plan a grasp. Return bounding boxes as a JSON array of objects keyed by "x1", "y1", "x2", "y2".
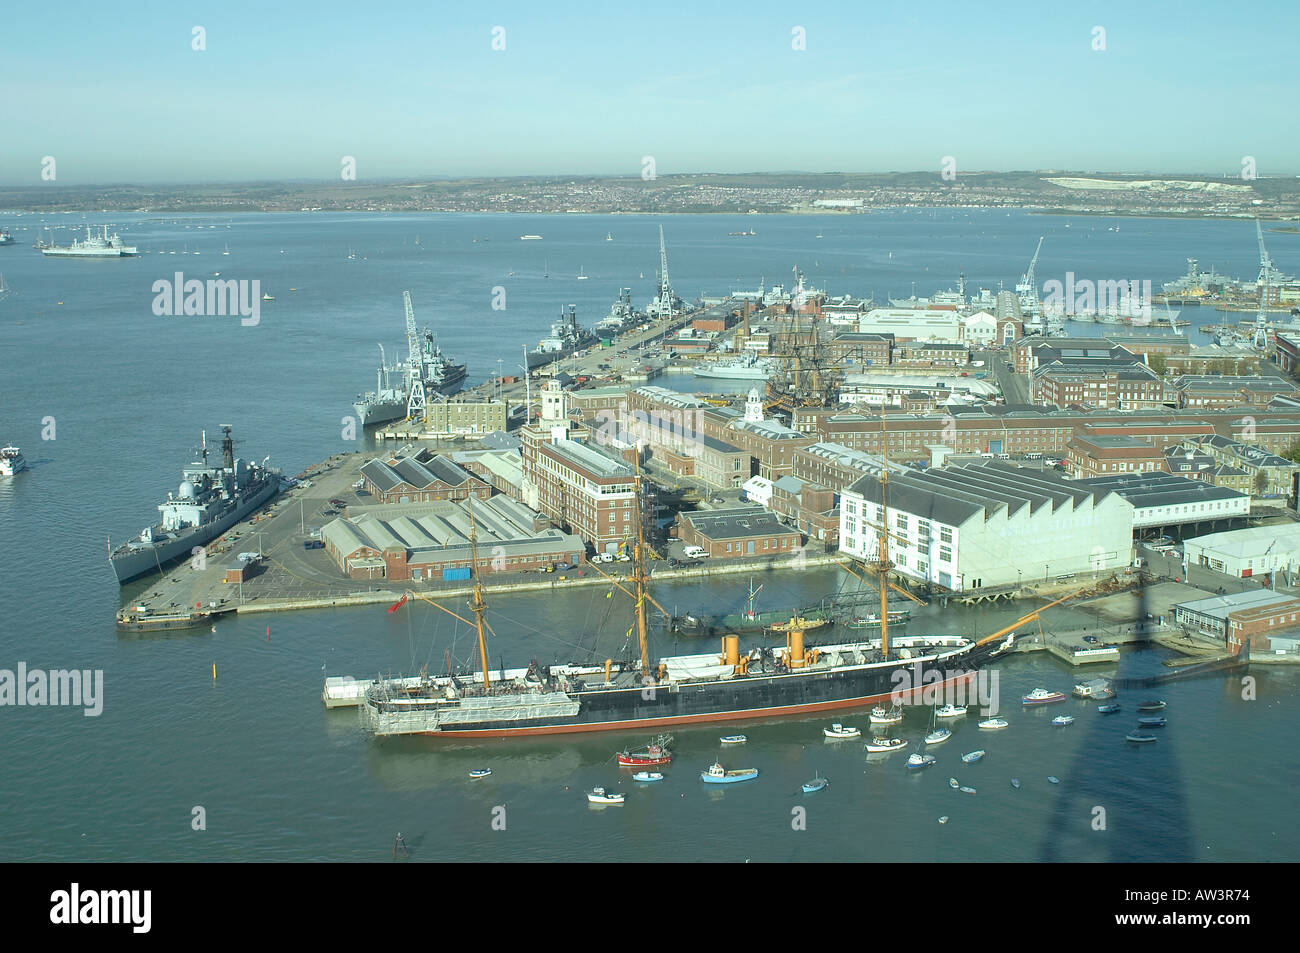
[{"x1": 212, "y1": 663, "x2": 217, "y2": 680}]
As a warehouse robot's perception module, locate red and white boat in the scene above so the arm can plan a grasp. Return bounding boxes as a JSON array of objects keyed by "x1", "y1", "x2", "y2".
[
  {"x1": 1021, "y1": 688, "x2": 1067, "y2": 706},
  {"x1": 616, "y1": 734, "x2": 672, "y2": 767}
]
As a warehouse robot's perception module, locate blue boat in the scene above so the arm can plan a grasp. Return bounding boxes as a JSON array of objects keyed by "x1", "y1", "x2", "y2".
[
  {"x1": 802, "y1": 774, "x2": 828, "y2": 794},
  {"x1": 907, "y1": 753, "x2": 936, "y2": 770},
  {"x1": 1097, "y1": 704, "x2": 1121, "y2": 714},
  {"x1": 468, "y1": 768, "x2": 492, "y2": 779},
  {"x1": 961, "y1": 749, "x2": 986, "y2": 763},
  {"x1": 701, "y1": 762, "x2": 758, "y2": 784}
]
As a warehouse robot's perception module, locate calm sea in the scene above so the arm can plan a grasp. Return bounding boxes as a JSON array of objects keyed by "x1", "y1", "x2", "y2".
[{"x1": 0, "y1": 209, "x2": 1296, "y2": 861}]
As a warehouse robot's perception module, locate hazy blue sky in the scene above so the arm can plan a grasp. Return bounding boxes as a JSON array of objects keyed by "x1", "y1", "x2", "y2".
[{"x1": 2, "y1": 0, "x2": 1296, "y2": 184}]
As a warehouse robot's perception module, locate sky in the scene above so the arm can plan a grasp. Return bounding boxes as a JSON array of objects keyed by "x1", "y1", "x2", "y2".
[{"x1": 1, "y1": 0, "x2": 1297, "y2": 185}]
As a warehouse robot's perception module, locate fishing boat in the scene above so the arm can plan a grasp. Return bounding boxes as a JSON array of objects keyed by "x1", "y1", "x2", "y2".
[
  {"x1": 701, "y1": 762, "x2": 758, "y2": 784},
  {"x1": 935, "y1": 704, "x2": 967, "y2": 718},
  {"x1": 720, "y1": 735, "x2": 747, "y2": 745},
  {"x1": 961, "y1": 749, "x2": 985, "y2": 763},
  {"x1": 617, "y1": 735, "x2": 673, "y2": 767},
  {"x1": 869, "y1": 705, "x2": 904, "y2": 726},
  {"x1": 632, "y1": 771, "x2": 663, "y2": 782},
  {"x1": 1022, "y1": 688, "x2": 1067, "y2": 706},
  {"x1": 0, "y1": 446, "x2": 29, "y2": 476},
  {"x1": 468, "y1": 768, "x2": 492, "y2": 779},
  {"x1": 802, "y1": 774, "x2": 828, "y2": 794},
  {"x1": 948, "y1": 777, "x2": 960, "y2": 789},
  {"x1": 1051, "y1": 715, "x2": 1075, "y2": 726},
  {"x1": 978, "y1": 718, "x2": 1009, "y2": 730},
  {"x1": 1137, "y1": 716, "x2": 1167, "y2": 728},
  {"x1": 1011, "y1": 778, "x2": 1021, "y2": 789},
  {"x1": 1137, "y1": 700, "x2": 1167, "y2": 712},
  {"x1": 587, "y1": 787, "x2": 625, "y2": 804},
  {"x1": 864, "y1": 736, "x2": 907, "y2": 753},
  {"x1": 906, "y1": 754, "x2": 936, "y2": 770},
  {"x1": 1097, "y1": 704, "x2": 1121, "y2": 714},
  {"x1": 959, "y1": 786, "x2": 976, "y2": 795},
  {"x1": 1126, "y1": 733, "x2": 1158, "y2": 744},
  {"x1": 823, "y1": 723, "x2": 860, "y2": 740}
]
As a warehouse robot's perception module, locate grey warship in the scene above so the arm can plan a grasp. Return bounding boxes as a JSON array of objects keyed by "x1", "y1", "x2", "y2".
[
  {"x1": 109, "y1": 426, "x2": 280, "y2": 585},
  {"x1": 354, "y1": 291, "x2": 467, "y2": 427}
]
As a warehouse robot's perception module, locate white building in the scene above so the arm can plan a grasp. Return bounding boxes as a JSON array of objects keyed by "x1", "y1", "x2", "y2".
[
  {"x1": 963, "y1": 311, "x2": 997, "y2": 346},
  {"x1": 858, "y1": 308, "x2": 962, "y2": 342},
  {"x1": 839, "y1": 462, "x2": 1134, "y2": 591},
  {"x1": 742, "y1": 475, "x2": 774, "y2": 506},
  {"x1": 1073, "y1": 473, "x2": 1251, "y2": 530},
  {"x1": 1183, "y1": 524, "x2": 1300, "y2": 579}
]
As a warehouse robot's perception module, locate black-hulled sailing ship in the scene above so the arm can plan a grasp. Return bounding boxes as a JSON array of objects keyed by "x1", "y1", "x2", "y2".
[{"x1": 358, "y1": 443, "x2": 1031, "y2": 738}]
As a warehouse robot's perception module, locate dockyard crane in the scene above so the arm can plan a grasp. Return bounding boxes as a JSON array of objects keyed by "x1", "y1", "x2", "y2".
[
  {"x1": 1015, "y1": 237, "x2": 1044, "y2": 324},
  {"x1": 1256, "y1": 218, "x2": 1281, "y2": 289},
  {"x1": 403, "y1": 291, "x2": 426, "y2": 422}
]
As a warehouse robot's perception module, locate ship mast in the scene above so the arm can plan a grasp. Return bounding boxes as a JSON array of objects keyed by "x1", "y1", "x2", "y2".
[
  {"x1": 878, "y1": 415, "x2": 892, "y2": 661},
  {"x1": 465, "y1": 497, "x2": 491, "y2": 690},
  {"x1": 632, "y1": 471, "x2": 651, "y2": 677}
]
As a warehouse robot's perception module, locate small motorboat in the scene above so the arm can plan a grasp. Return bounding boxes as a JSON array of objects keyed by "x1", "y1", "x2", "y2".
[
  {"x1": 468, "y1": 768, "x2": 492, "y2": 779},
  {"x1": 1047, "y1": 776, "x2": 1060, "y2": 784},
  {"x1": 719, "y1": 735, "x2": 747, "y2": 745},
  {"x1": 906, "y1": 753, "x2": 936, "y2": 770},
  {"x1": 802, "y1": 774, "x2": 829, "y2": 794},
  {"x1": 1011, "y1": 778, "x2": 1021, "y2": 789},
  {"x1": 1051, "y1": 715, "x2": 1075, "y2": 726},
  {"x1": 924, "y1": 727, "x2": 952, "y2": 745},
  {"x1": 631, "y1": 771, "x2": 663, "y2": 782},
  {"x1": 961, "y1": 750, "x2": 986, "y2": 763},
  {"x1": 935, "y1": 704, "x2": 967, "y2": 718},
  {"x1": 1097, "y1": 704, "x2": 1121, "y2": 714},
  {"x1": 1126, "y1": 733, "x2": 1158, "y2": 744},
  {"x1": 948, "y1": 777, "x2": 960, "y2": 789},
  {"x1": 869, "y1": 705, "x2": 904, "y2": 726},
  {"x1": 959, "y1": 786, "x2": 976, "y2": 795},
  {"x1": 978, "y1": 718, "x2": 1009, "y2": 730},
  {"x1": 864, "y1": 736, "x2": 907, "y2": 753},
  {"x1": 1137, "y1": 700, "x2": 1167, "y2": 712},
  {"x1": 617, "y1": 734, "x2": 673, "y2": 766},
  {"x1": 823, "y1": 723, "x2": 861, "y2": 740},
  {"x1": 1022, "y1": 688, "x2": 1067, "y2": 706},
  {"x1": 587, "y1": 787, "x2": 625, "y2": 804},
  {"x1": 701, "y1": 762, "x2": 759, "y2": 784},
  {"x1": 938, "y1": 816, "x2": 949, "y2": 825},
  {"x1": 1137, "y1": 716, "x2": 1168, "y2": 728}
]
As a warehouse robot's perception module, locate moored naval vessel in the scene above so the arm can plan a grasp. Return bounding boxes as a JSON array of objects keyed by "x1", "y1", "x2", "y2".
[
  {"x1": 108, "y1": 426, "x2": 280, "y2": 585},
  {"x1": 353, "y1": 291, "x2": 467, "y2": 427},
  {"x1": 526, "y1": 304, "x2": 598, "y2": 370},
  {"x1": 40, "y1": 225, "x2": 138, "y2": 258}
]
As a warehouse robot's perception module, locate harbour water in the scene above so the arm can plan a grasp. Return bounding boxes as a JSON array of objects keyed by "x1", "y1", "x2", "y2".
[{"x1": 1, "y1": 210, "x2": 1297, "y2": 862}]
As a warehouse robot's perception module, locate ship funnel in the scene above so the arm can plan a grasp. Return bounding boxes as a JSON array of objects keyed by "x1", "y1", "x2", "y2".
[
  {"x1": 723, "y1": 636, "x2": 740, "y2": 666},
  {"x1": 787, "y1": 625, "x2": 806, "y2": 669}
]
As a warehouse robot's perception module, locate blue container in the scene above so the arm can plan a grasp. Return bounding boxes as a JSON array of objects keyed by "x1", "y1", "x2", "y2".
[{"x1": 442, "y1": 567, "x2": 472, "y2": 582}]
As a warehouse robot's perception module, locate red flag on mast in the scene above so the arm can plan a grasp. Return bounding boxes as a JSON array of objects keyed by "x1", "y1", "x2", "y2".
[{"x1": 387, "y1": 594, "x2": 409, "y2": 614}]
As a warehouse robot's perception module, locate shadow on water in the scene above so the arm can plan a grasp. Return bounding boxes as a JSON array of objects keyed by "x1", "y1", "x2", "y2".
[{"x1": 1035, "y1": 575, "x2": 1195, "y2": 862}]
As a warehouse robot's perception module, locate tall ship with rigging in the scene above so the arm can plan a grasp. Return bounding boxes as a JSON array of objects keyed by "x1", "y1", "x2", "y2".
[
  {"x1": 108, "y1": 426, "x2": 280, "y2": 584},
  {"x1": 40, "y1": 225, "x2": 138, "y2": 258},
  {"x1": 353, "y1": 291, "x2": 467, "y2": 427},
  {"x1": 354, "y1": 429, "x2": 1048, "y2": 738}
]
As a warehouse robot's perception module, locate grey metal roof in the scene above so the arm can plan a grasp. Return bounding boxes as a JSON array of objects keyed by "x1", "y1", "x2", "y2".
[
  {"x1": 1073, "y1": 472, "x2": 1246, "y2": 508},
  {"x1": 681, "y1": 505, "x2": 797, "y2": 540}
]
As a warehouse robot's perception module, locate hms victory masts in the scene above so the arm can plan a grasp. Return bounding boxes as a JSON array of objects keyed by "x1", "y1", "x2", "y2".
[{"x1": 352, "y1": 291, "x2": 466, "y2": 428}]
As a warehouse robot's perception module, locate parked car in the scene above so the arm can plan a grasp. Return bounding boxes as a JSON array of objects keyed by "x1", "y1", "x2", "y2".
[
  {"x1": 1083, "y1": 635, "x2": 1098, "y2": 644},
  {"x1": 329, "y1": 498, "x2": 347, "y2": 507},
  {"x1": 303, "y1": 540, "x2": 325, "y2": 550},
  {"x1": 556, "y1": 562, "x2": 573, "y2": 572}
]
